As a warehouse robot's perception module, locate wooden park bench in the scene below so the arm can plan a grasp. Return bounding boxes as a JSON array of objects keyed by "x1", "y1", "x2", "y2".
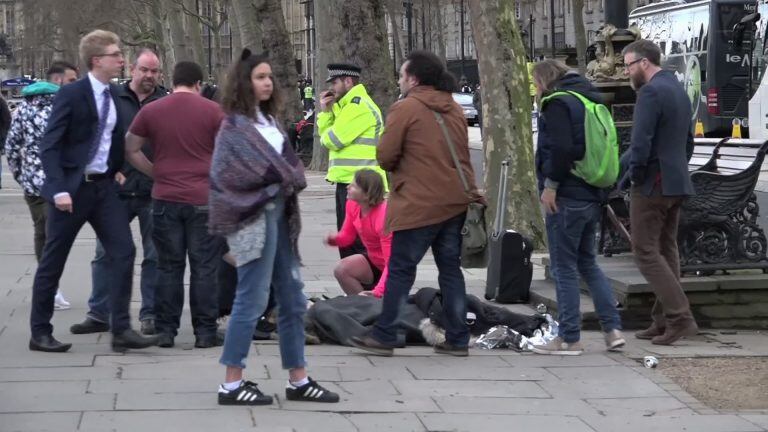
[{"x1": 599, "y1": 137, "x2": 768, "y2": 275}]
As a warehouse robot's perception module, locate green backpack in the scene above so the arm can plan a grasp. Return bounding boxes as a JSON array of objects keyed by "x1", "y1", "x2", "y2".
[{"x1": 540, "y1": 90, "x2": 619, "y2": 188}]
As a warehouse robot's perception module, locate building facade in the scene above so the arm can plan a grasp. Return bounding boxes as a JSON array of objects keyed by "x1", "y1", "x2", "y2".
[{"x1": 0, "y1": 0, "x2": 20, "y2": 82}]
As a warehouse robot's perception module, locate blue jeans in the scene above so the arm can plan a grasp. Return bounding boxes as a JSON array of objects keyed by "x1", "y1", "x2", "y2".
[
  {"x1": 152, "y1": 200, "x2": 222, "y2": 337},
  {"x1": 372, "y1": 212, "x2": 469, "y2": 347},
  {"x1": 88, "y1": 196, "x2": 157, "y2": 323},
  {"x1": 545, "y1": 197, "x2": 622, "y2": 343},
  {"x1": 220, "y1": 198, "x2": 307, "y2": 370}
]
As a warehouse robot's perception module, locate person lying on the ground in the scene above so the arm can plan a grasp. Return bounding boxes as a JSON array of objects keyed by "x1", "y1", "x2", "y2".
[{"x1": 324, "y1": 169, "x2": 391, "y2": 297}]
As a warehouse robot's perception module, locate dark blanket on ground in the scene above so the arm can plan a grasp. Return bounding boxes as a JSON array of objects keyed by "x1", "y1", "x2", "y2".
[
  {"x1": 305, "y1": 288, "x2": 547, "y2": 346},
  {"x1": 411, "y1": 288, "x2": 546, "y2": 336},
  {"x1": 305, "y1": 295, "x2": 426, "y2": 346}
]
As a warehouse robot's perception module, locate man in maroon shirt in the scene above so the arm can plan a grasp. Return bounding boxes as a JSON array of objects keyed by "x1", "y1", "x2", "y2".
[{"x1": 126, "y1": 61, "x2": 225, "y2": 349}]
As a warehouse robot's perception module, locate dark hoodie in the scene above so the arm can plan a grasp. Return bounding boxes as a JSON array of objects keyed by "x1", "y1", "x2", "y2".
[
  {"x1": 115, "y1": 81, "x2": 169, "y2": 197},
  {"x1": 535, "y1": 71, "x2": 608, "y2": 203}
]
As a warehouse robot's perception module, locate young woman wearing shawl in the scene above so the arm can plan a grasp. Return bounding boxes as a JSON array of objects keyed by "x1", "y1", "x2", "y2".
[{"x1": 209, "y1": 50, "x2": 339, "y2": 405}]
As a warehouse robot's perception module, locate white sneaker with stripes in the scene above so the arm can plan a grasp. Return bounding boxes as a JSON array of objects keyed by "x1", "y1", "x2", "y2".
[
  {"x1": 54, "y1": 291, "x2": 71, "y2": 311},
  {"x1": 217, "y1": 381, "x2": 273, "y2": 406},
  {"x1": 285, "y1": 377, "x2": 340, "y2": 403}
]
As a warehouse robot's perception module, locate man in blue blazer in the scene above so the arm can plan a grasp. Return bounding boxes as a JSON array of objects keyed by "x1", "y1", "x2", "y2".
[
  {"x1": 29, "y1": 30, "x2": 158, "y2": 352},
  {"x1": 622, "y1": 39, "x2": 699, "y2": 346}
]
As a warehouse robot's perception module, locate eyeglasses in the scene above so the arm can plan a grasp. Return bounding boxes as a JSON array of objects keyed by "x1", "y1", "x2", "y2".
[
  {"x1": 96, "y1": 51, "x2": 124, "y2": 59},
  {"x1": 624, "y1": 57, "x2": 645, "y2": 70}
]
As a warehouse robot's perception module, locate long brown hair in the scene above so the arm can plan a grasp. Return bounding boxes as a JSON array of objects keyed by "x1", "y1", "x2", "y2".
[
  {"x1": 354, "y1": 169, "x2": 386, "y2": 207},
  {"x1": 532, "y1": 59, "x2": 571, "y2": 104},
  {"x1": 221, "y1": 49, "x2": 283, "y2": 120}
]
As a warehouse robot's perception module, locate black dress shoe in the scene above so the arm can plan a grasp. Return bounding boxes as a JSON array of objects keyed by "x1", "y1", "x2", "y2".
[
  {"x1": 112, "y1": 329, "x2": 159, "y2": 353},
  {"x1": 195, "y1": 333, "x2": 224, "y2": 348},
  {"x1": 29, "y1": 335, "x2": 72, "y2": 353},
  {"x1": 433, "y1": 342, "x2": 469, "y2": 357},
  {"x1": 140, "y1": 319, "x2": 156, "y2": 335},
  {"x1": 349, "y1": 335, "x2": 395, "y2": 356},
  {"x1": 70, "y1": 318, "x2": 110, "y2": 334},
  {"x1": 157, "y1": 333, "x2": 175, "y2": 348}
]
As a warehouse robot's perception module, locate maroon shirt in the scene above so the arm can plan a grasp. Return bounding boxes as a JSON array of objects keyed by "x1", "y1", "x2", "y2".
[{"x1": 130, "y1": 92, "x2": 224, "y2": 205}]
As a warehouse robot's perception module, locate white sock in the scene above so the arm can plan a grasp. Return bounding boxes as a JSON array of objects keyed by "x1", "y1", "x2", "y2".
[
  {"x1": 289, "y1": 377, "x2": 309, "y2": 388},
  {"x1": 222, "y1": 380, "x2": 242, "y2": 391}
]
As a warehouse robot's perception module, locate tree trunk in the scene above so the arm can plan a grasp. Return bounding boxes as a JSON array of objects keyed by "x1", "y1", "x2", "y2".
[
  {"x1": 338, "y1": 0, "x2": 397, "y2": 111},
  {"x1": 168, "y1": 1, "x2": 188, "y2": 65},
  {"x1": 149, "y1": 0, "x2": 171, "y2": 77},
  {"x1": 309, "y1": 0, "x2": 342, "y2": 171},
  {"x1": 229, "y1": 4, "x2": 243, "y2": 55},
  {"x1": 385, "y1": 0, "x2": 405, "y2": 69},
  {"x1": 434, "y1": 0, "x2": 447, "y2": 60},
  {"x1": 468, "y1": 0, "x2": 546, "y2": 248},
  {"x1": 231, "y1": 0, "x2": 264, "y2": 51},
  {"x1": 185, "y1": 0, "x2": 207, "y2": 68},
  {"x1": 572, "y1": 0, "x2": 587, "y2": 74},
  {"x1": 252, "y1": 0, "x2": 302, "y2": 124}
]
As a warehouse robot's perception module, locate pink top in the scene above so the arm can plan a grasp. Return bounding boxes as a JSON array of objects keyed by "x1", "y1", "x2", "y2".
[{"x1": 328, "y1": 200, "x2": 392, "y2": 297}]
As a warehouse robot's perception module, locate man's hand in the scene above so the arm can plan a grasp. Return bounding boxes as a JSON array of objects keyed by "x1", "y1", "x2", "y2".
[
  {"x1": 540, "y1": 188, "x2": 558, "y2": 215},
  {"x1": 55, "y1": 194, "x2": 73, "y2": 213},
  {"x1": 115, "y1": 172, "x2": 126, "y2": 186},
  {"x1": 319, "y1": 91, "x2": 335, "y2": 112}
]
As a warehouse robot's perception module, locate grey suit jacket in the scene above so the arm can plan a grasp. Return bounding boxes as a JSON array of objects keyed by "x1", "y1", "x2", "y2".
[{"x1": 629, "y1": 70, "x2": 695, "y2": 197}]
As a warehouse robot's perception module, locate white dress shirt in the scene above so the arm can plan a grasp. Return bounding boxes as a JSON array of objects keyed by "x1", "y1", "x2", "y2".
[{"x1": 85, "y1": 72, "x2": 117, "y2": 174}]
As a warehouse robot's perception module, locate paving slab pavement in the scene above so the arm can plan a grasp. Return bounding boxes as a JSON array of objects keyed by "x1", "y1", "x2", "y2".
[{"x1": 1, "y1": 166, "x2": 767, "y2": 431}]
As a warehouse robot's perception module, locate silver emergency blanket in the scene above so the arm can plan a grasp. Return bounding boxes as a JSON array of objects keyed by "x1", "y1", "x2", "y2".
[{"x1": 474, "y1": 313, "x2": 559, "y2": 352}]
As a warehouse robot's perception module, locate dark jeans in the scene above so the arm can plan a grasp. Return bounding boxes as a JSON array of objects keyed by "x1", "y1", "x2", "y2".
[
  {"x1": 23, "y1": 195, "x2": 48, "y2": 261},
  {"x1": 89, "y1": 196, "x2": 157, "y2": 323},
  {"x1": 630, "y1": 188, "x2": 694, "y2": 328},
  {"x1": 152, "y1": 199, "x2": 223, "y2": 337},
  {"x1": 30, "y1": 179, "x2": 136, "y2": 337},
  {"x1": 545, "y1": 198, "x2": 621, "y2": 343},
  {"x1": 335, "y1": 183, "x2": 365, "y2": 258},
  {"x1": 372, "y1": 212, "x2": 469, "y2": 347}
]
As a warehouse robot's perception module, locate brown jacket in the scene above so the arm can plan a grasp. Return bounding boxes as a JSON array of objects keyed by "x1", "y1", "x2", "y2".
[{"x1": 378, "y1": 85, "x2": 480, "y2": 232}]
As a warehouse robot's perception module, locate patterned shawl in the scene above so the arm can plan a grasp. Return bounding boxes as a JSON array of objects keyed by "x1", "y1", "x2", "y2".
[{"x1": 209, "y1": 113, "x2": 306, "y2": 253}]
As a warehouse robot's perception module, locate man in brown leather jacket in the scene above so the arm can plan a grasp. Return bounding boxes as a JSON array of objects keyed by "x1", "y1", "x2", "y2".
[{"x1": 351, "y1": 51, "x2": 481, "y2": 357}]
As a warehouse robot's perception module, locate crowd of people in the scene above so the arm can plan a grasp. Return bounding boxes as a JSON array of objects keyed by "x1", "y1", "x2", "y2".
[{"x1": 2, "y1": 26, "x2": 697, "y2": 406}]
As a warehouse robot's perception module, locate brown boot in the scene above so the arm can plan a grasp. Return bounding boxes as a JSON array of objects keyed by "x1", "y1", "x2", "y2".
[
  {"x1": 635, "y1": 323, "x2": 665, "y2": 340},
  {"x1": 651, "y1": 321, "x2": 699, "y2": 346}
]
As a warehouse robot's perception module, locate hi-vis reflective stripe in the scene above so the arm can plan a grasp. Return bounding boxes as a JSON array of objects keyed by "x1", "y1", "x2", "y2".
[
  {"x1": 329, "y1": 158, "x2": 379, "y2": 167},
  {"x1": 327, "y1": 130, "x2": 344, "y2": 149},
  {"x1": 354, "y1": 137, "x2": 378, "y2": 146},
  {"x1": 362, "y1": 100, "x2": 382, "y2": 140}
]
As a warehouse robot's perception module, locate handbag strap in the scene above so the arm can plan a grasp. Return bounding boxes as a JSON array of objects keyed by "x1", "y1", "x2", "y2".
[{"x1": 431, "y1": 111, "x2": 472, "y2": 196}]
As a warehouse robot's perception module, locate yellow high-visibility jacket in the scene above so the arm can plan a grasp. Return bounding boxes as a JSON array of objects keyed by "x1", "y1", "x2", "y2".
[
  {"x1": 304, "y1": 86, "x2": 314, "y2": 100},
  {"x1": 317, "y1": 84, "x2": 388, "y2": 187}
]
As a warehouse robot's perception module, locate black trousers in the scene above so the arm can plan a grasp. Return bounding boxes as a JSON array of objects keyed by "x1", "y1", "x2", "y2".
[
  {"x1": 335, "y1": 183, "x2": 365, "y2": 258},
  {"x1": 30, "y1": 179, "x2": 136, "y2": 337}
]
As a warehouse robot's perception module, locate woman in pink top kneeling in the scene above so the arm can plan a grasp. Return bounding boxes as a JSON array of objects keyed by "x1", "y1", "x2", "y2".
[{"x1": 325, "y1": 169, "x2": 391, "y2": 297}]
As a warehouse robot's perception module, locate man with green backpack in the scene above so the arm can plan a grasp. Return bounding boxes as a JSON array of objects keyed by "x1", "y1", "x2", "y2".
[{"x1": 532, "y1": 59, "x2": 625, "y2": 356}]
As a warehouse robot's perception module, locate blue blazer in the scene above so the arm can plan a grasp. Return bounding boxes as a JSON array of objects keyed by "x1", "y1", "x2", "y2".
[
  {"x1": 629, "y1": 70, "x2": 695, "y2": 196},
  {"x1": 39, "y1": 77, "x2": 125, "y2": 202}
]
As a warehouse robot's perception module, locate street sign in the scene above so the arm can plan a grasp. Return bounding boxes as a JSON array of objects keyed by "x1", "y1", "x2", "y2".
[{"x1": 1, "y1": 77, "x2": 35, "y2": 87}]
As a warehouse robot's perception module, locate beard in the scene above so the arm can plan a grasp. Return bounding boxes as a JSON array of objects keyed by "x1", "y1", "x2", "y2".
[
  {"x1": 629, "y1": 73, "x2": 646, "y2": 91},
  {"x1": 139, "y1": 79, "x2": 156, "y2": 93},
  {"x1": 334, "y1": 88, "x2": 348, "y2": 102}
]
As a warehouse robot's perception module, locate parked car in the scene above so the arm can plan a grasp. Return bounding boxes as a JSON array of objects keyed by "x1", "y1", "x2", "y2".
[{"x1": 452, "y1": 92, "x2": 478, "y2": 126}]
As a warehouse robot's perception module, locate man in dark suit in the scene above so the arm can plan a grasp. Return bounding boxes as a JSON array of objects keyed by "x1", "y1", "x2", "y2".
[
  {"x1": 29, "y1": 29, "x2": 158, "y2": 353},
  {"x1": 622, "y1": 39, "x2": 698, "y2": 346}
]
